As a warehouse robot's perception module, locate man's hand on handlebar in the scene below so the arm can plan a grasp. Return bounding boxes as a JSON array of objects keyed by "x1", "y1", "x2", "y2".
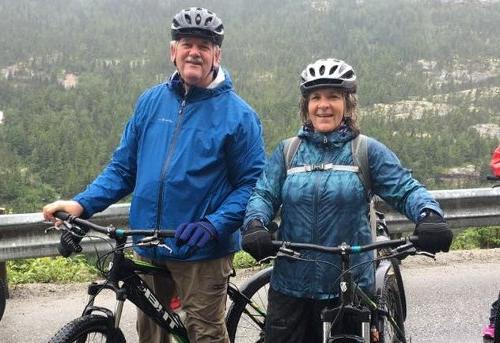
[{"x1": 42, "y1": 200, "x2": 84, "y2": 222}]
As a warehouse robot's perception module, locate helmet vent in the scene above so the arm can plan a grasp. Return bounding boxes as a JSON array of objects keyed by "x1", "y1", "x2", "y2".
[
  {"x1": 329, "y1": 65, "x2": 338, "y2": 75},
  {"x1": 195, "y1": 14, "x2": 202, "y2": 25},
  {"x1": 342, "y1": 70, "x2": 354, "y2": 79},
  {"x1": 319, "y1": 65, "x2": 325, "y2": 75},
  {"x1": 309, "y1": 67, "x2": 316, "y2": 77},
  {"x1": 184, "y1": 14, "x2": 191, "y2": 24},
  {"x1": 205, "y1": 17, "x2": 213, "y2": 25}
]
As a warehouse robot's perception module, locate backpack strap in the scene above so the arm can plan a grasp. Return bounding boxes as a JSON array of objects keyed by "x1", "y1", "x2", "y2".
[
  {"x1": 351, "y1": 134, "x2": 372, "y2": 198},
  {"x1": 283, "y1": 136, "x2": 301, "y2": 170},
  {"x1": 351, "y1": 134, "x2": 377, "y2": 239}
]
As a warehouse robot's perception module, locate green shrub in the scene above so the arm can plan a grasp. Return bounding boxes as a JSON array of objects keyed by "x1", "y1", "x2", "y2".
[
  {"x1": 233, "y1": 251, "x2": 259, "y2": 269},
  {"x1": 8, "y1": 255, "x2": 99, "y2": 284},
  {"x1": 451, "y1": 226, "x2": 500, "y2": 250}
]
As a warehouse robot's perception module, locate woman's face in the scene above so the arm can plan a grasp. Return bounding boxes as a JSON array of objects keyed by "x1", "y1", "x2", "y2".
[{"x1": 307, "y1": 88, "x2": 345, "y2": 133}]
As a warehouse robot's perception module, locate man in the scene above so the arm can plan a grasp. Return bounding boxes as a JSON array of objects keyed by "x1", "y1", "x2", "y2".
[{"x1": 43, "y1": 7, "x2": 265, "y2": 343}]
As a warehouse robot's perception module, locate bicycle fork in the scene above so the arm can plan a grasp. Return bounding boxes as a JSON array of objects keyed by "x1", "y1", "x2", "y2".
[
  {"x1": 84, "y1": 281, "x2": 127, "y2": 328},
  {"x1": 321, "y1": 251, "x2": 371, "y2": 342}
]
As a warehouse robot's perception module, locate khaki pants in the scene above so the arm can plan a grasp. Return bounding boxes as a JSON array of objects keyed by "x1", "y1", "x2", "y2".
[{"x1": 136, "y1": 254, "x2": 233, "y2": 343}]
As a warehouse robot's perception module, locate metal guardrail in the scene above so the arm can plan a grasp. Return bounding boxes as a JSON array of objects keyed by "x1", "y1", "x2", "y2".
[{"x1": 0, "y1": 188, "x2": 500, "y2": 261}]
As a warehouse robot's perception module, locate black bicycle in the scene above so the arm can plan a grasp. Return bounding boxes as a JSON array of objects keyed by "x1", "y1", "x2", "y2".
[
  {"x1": 226, "y1": 213, "x2": 432, "y2": 343},
  {"x1": 46, "y1": 212, "x2": 270, "y2": 343},
  {"x1": 0, "y1": 277, "x2": 6, "y2": 321}
]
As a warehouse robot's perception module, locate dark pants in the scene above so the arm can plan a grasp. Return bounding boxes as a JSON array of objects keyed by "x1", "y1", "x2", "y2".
[
  {"x1": 265, "y1": 287, "x2": 339, "y2": 343},
  {"x1": 490, "y1": 291, "x2": 500, "y2": 324}
]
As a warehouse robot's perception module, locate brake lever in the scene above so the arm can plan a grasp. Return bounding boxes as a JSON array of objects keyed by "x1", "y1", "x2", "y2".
[
  {"x1": 136, "y1": 238, "x2": 173, "y2": 254},
  {"x1": 415, "y1": 251, "x2": 436, "y2": 259},
  {"x1": 278, "y1": 246, "x2": 301, "y2": 258},
  {"x1": 44, "y1": 225, "x2": 58, "y2": 234}
]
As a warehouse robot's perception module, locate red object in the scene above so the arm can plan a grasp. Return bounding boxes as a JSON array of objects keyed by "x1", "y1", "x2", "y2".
[
  {"x1": 170, "y1": 296, "x2": 182, "y2": 310},
  {"x1": 491, "y1": 146, "x2": 500, "y2": 177}
]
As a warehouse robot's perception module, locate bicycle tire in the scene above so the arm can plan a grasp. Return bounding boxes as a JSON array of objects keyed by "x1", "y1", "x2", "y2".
[
  {"x1": 391, "y1": 258, "x2": 407, "y2": 321},
  {"x1": 0, "y1": 278, "x2": 5, "y2": 321},
  {"x1": 226, "y1": 267, "x2": 272, "y2": 343},
  {"x1": 48, "y1": 314, "x2": 126, "y2": 343},
  {"x1": 378, "y1": 274, "x2": 405, "y2": 343}
]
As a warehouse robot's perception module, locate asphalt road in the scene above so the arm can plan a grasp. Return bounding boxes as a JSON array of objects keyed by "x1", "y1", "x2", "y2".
[{"x1": 0, "y1": 249, "x2": 499, "y2": 342}]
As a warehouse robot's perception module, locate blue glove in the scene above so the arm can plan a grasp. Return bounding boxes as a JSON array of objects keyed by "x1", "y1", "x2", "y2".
[{"x1": 175, "y1": 221, "x2": 217, "y2": 248}]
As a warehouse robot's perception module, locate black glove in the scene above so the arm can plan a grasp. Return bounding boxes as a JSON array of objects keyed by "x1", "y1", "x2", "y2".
[
  {"x1": 242, "y1": 219, "x2": 276, "y2": 261},
  {"x1": 413, "y1": 210, "x2": 453, "y2": 253}
]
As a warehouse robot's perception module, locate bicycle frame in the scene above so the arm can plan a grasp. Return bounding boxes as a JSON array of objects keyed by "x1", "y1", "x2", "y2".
[
  {"x1": 49, "y1": 212, "x2": 259, "y2": 343},
  {"x1": 82, "y1": 235, "x2": 190, "y2": 342},
  {"x1": 274, "y1": 237, "x2": 419, "y2": 343}
]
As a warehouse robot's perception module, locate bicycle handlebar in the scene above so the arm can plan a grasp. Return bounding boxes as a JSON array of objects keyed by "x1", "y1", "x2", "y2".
[
  {"x1": 54, "y1": 211, "x2": 176, "y2": 238},
  {"x1": 272, "y1": 236, "x2": 417, "y2": 253},
  {"x1": 53, "y1": 211, "x2": 175, "y2": 257},
  {"x1": 271, "y1": 235, "x2": 422, "y2": 260}
]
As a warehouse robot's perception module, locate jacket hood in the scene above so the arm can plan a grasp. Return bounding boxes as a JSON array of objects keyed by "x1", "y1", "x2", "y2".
[
  {"x1": 297, "y1": 124, "x2": 357, "y2": 147},
  {"x1": 167, "y1": 67, "x2": 233, "y2": 102}
]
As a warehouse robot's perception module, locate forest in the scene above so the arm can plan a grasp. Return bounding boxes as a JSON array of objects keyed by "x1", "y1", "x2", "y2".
[{"x1": 0, "y1": 0, "x2": 499, "y2": 213}]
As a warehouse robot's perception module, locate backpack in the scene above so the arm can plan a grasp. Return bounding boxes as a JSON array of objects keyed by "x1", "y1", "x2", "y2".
[{"x1": 282, "y1": 134, "x2": 377, "y2": 234}]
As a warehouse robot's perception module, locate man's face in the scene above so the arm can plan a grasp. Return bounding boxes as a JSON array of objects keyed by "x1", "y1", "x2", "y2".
[{"x1": 170, "y1": 36, "x2": 221, "y2": 88}]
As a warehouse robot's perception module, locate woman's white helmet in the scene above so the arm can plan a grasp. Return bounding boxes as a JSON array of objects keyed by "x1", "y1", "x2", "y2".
[{"x1": 300, "y1": 58, "x2": 357, "y2": 96}]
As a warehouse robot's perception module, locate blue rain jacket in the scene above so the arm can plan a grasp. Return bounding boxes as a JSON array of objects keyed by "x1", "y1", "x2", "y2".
[
  {"x1": 244, "y1": 126, "x2": 442, "y2": 299},
  {"x1": 74, "y1": 69, "x2": 265, "y2": 261}
]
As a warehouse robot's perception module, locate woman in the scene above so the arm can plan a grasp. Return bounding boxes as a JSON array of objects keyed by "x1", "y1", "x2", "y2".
[{"x1": 242, "y1": 58, "x2": 453, "y2": 342}]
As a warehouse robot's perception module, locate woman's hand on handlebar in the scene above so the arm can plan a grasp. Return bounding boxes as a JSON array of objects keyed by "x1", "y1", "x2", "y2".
[
  {"x1": 42, "y1": 200, "x2": 84, "y2": 222},
  {"x1": 242, "y1": 219, "x2": 277, "y2": 262},
  {"x1": 413, "y1": 210, "x2": 453, "y2": 254}
]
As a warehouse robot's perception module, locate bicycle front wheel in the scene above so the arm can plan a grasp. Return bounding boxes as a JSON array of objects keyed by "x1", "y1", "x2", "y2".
[
  {"x1": 226, "y1": 267, "x2": 272, "y2": 343},
  {"x1": 49, "y1": 315, "x2": 126, "y2": 343},
  {"x1": 378, "y1": 274, "x2": 405, "y2": 343}
]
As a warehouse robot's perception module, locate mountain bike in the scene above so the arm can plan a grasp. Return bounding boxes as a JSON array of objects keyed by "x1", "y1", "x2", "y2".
[
  {"x1": 0, "y1": 277, "x2": 6, "y2": 321},
  {"x1": 46, "y1": 212, "x2": 270, "y2": 343},
  {"x1": 226, "y1": 216, "x2": 432, "y2": 343}
]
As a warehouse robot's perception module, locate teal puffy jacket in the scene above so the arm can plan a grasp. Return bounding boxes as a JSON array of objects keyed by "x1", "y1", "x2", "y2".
[{"x1": 244, "y1": 126, "x2": 442, "y2": 299}]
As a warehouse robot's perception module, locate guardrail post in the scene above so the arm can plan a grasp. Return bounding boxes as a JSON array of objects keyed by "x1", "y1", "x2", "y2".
[{"x1": 0, "y1": 207, "x2": 8, "y2": 298}]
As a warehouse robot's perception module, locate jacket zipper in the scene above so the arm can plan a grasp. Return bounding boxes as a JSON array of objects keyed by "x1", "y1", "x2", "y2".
[{"x1": 156, "y1": 98, "x2": 187, "y2": 229}]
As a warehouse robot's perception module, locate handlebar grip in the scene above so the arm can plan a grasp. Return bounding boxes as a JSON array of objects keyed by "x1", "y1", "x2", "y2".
[{"x1": 54, "y1": 211, "x2": 71, "y2": 221}]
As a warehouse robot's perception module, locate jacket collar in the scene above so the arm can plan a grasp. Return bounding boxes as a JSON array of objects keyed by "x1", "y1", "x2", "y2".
[
  {"x1": 298, "y1": 124, "x2": 356, "y2": 147},
  {"x1": 167, "y1": 67, "x2": 233, "y2": 102}
]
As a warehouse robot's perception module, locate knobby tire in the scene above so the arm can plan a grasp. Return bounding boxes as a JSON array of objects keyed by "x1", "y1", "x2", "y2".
[
  {"x1": 48, "y1": 314, "x2": 126, "y2": 343},
  {"x1": 391, "y1": 258, "x2": 407, "y2": 321},
  {"x1": 378, "y1": 274, "x2": 405, "y2": 343},
  {"x1": 226, "y1": 267, "x2": 272, "y2": 343}
]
